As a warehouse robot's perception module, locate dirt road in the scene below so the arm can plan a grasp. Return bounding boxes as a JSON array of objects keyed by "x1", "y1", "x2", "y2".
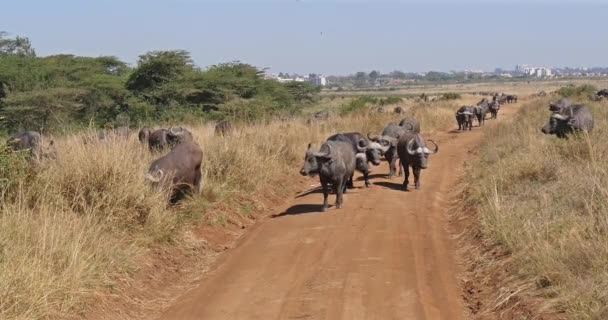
[{"x1": 158, "y1": 105, "x2": 521, "y2": 320}]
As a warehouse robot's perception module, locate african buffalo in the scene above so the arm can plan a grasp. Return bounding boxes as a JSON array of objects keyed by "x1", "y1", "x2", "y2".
[
  {"x1": 489, "y1": 101, "x2": 500, "y2": 119},
  {"x1": 214, "y1": 120, "x2": 233, "y2": 137},
  {"x1": 394, "y1": 106, "x2": 405, "y2": 114},
  {"x1": 148, "y1": 127, "x2": 193, "y2": 151},
  {"x1": 368, "y1": 122, "x2": 415, "y2": 179},
  {"x1": 300, "y1": 141, "x2": 356, "y2": 212},
  {"x1": 506, "y1": 95, "x2": 518, "y2": 103},
  {"x1": 397, "y1": 132, "x2": 438, "y2": 191},
  {"x1": 327, "y1": 132, "x2": 387, "y2": 188},
  {"x1": 541, "y1": 104, "x2": 594, "y2": 138},
  {"x1": 138, "y1": 127, "x2": 152, "y2": 144},
  {"x1": 146, "y1": 142, "x2": 203, "y2": 203},
  {"x1": 456, "y1": 106, "x2": 474, "y2": 131},
  {"x1": 474, "y1": 101, "x2": 489, "y2": 126},
  {"x1": 6, "y1": 130, "x2": 55, "y2": 161}
]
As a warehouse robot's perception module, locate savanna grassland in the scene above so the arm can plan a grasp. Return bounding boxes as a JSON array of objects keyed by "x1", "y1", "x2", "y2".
[
  {"x1": 0, "y1": 91, "x2": 465, "y2": 319},
  {"x1": 458, "y1": 89, "x2": 608, "y2": 319}
]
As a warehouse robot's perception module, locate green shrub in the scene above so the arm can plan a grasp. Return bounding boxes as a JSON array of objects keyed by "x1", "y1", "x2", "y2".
[
  {"x1": 442, "y1": 92, "x2": 461, "y2": 100},
  {"x1": 556, "y1": 84, "x2": 598, "y2": 98}
]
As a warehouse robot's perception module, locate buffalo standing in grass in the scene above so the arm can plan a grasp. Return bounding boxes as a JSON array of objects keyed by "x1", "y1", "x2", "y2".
[
  {"x1": 6, "y1": 130, "x2": 56, "y2": 161},
  {"x1": 146, "y1": 142, "x2": 203, "y2": 203},
  {"x1": 326, "y1": 132, "x2": 387, "y2": 188},
  {"x1": 541, "y1": 104, "x2": 594, "y2": 139},
  {"x1": 138, "y1": 127, "x2": 152, "y2": 144},
  {"x1": 397, "y1": 132, "x2": 438, "y2": 191},
  {"x1": 148, "y1": 127, "x2": 194, "y2": 151},
  {"x1": 456, "y1": 106, "x2": 474, "y2": 131},
  {"x1": 300, "y1": 141, "x2": 356, "y2": 212}
]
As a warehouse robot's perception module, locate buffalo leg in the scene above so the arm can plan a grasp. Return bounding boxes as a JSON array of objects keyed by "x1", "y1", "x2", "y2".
[
  {"x1": 402, "y1": 162, "x2": 410, "y2": 191},
  {"x1": 388, "y1": 148, "x2": 398, "y2": 179},
  {"x1": 346, "y1": 173, "x2": 354, "y2": 190},
  {"x1": 363, "y1": 170, "x2": 371, "y2": 188},
  {"x1": 413, "y1": 167, "x2": 422, "y2": 189},
  {"x1": 336, "y1": 177, "x2": 344, "y2": 209},
  {"x1": 397, "y1": 159, "x2": 403, "y2": 177},
  {"x1": 321, "y1": 178, "x2": 329, "y2": 212}
]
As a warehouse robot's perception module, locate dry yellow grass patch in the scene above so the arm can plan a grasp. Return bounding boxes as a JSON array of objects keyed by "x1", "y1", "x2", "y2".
[{"x1": 462, "y1": 96, "x2": 608, "y2": 319}]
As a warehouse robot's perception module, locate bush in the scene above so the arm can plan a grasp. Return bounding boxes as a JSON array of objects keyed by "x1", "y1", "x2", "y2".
[
  {"x1": 442, "y1": 92, "x2": 461, "y2": 100},
  {"x1": 0, "y1": 146, "x2": 30, "y2": 197},
  {"x1": 339, "y1": 96, "x2": 378, "y2": 115},
  {"x1": 556, "y1": 84, "x2": 598, "y2": 98}
]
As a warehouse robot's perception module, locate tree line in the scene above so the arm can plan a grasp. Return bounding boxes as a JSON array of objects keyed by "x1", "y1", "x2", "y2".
[{"x1": 0, "y1": 33, "x2": 320, "y2": 134}]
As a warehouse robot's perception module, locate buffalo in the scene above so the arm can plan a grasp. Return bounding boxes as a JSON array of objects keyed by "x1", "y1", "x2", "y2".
[
  {"x1": 474, "y1": 101, "x2": 489, "y2": 126},
  {"x1": 368, "y1": 121, "x2": 415, "y2": 179},
  {"x1": 6, "y1": 130, "x2": 56, "y2": 161},
  {"x1": 397, "y1": 132, "x2": 438, "y2": 191},
  {"x1": 506, "y1": 95, "x2": 518, "y2": 103},
  {"x1": 300, "y1": 141, "x2": 356, "y2": 212},
  {"x1": 327, "y1": 132, "x2": 387, "y2": 188},
  {"x1": 456, "y1": 106, "x2": 474, "y2": 131},
  {"x1": 541, "y1": 104, "x2": 594, "y2": 139},
  {"x1": 214, "y1": 120, "x2": 233, "y2": 137},
  {"x1": 138, "y1": 127, "x2": 152, "y2": 144},
  {"x1": 394, "y1": 106, "x2": 405, "y2": 114},
  {"x1": 146, "y1": 142, "x2": 203, "y2": 203},
  {"x1": 148, "y1": 127, "x2": 194, "y2": 151},
  {"x1": 489, "y1": 101, "x2": 500, "y2": 119}
]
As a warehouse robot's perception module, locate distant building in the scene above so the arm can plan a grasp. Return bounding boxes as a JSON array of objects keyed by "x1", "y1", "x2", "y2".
[
  {"x1": 515, "y1": 64, "x2": 553, "y2": 78},
  {"x1": 308, "y1": 74, "x2": 327, "y2": 86}
]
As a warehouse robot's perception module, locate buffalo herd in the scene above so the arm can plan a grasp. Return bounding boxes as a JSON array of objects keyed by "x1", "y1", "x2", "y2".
[
  {"x1": 301, "y1": 116, "x2": 438, "y2": 211},
  {"x1": 3, "y1": 92, "x2": 599, "y2": 210}
]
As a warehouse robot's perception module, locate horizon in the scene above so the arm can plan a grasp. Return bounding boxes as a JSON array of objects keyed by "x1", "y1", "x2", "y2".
[{"x1": 2, "y1": 1, "x2": 607, "y2": 75}]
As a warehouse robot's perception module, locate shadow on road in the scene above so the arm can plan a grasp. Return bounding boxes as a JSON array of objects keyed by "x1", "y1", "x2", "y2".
[
  {"x1": 374, "y1": 181, "x2": 405, "y2": 191},
  {"x1": 272, "y1": 204, "x2": 324, "y2": 218}
]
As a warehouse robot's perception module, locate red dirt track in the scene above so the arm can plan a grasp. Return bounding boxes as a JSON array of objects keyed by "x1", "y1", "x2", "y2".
[{"x1": 158, "y1": 105, "x2": 520, "y2": 320}]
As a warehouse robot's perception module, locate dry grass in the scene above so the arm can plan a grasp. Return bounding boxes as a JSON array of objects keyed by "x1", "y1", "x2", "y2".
[
  {"x1": 462, "y1": 96, "x2": 608, "y2": 319},
  {"x1": 0, "y1": 98, "x2": 460, "y2": 319}
]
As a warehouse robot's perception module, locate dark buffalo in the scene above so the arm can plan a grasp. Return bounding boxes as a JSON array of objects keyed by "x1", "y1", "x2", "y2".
[
  {"x1": 506, "y1": 95, "x2": 518, "y2": 103},
  {"x1": 597, "y1": 89, "x2": 608, "y2": 98},
  {"x1": 148, "y1": 127, "x2": 194, "y2": 151},
  {"x1": 138, "y1": 127, "x2": 152, "y2": 144},
  {"x1": 148, "y1": 129, "x2": 170, "y2": 151},
  {"x1": 489, "y1": 101, "x2": 500, "y2": 119},
  {"x1": 214, "y1": 120, "x2": 233, "y2": 137},
  {"x1": 394, "y1": 106, "x2": 405, "y2": 114},
  {"x1": 456, "y1": 106, "x2": 474, "y2": 131},
  {"x1": 146, "y1": 142, "x2": 203, "y2": 203},
  {"x1": 6, "y1": 130, "x2": 55, "y2": 161},
  {"x1": 474, "y1": 101, "x2": 489, "y2": 126},
  {"x1": 327, "y1": 132, "x2": 387, "y2": 188},
  {"x1": 299, "y1": 141, "x2": 356, "y2": 212},
  {"x1": 541, "y1": 104, "x2": 594, "y2": 138},
  {"x1": 397, "y1": 132, "x2": 439, "y2": 191},
  {"x1": 368, "y1": 123, "x2": 413, "y2": 179}
]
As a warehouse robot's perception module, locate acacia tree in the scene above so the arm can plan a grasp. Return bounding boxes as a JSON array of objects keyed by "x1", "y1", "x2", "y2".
[{"x1": 0, "y1": 32, "x2": 35, "y2": 57}]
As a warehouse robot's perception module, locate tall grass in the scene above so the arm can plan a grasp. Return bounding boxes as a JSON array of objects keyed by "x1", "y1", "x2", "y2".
[
  {"x1": 0, "y1": 99, "x2": 458, "y2": 319},
  {"x1": 462, "y1": 97, "x2": 608, "y2": 319}
]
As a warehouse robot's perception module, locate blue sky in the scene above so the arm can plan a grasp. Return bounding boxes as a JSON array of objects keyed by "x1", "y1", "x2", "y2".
[{"x1": 2, "y1": 0, "x2": 606, "y2": 74}]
